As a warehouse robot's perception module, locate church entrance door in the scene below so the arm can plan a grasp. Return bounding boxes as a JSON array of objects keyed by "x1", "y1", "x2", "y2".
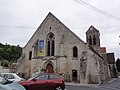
[{"x1": 46, "y1": 63, "x2": 54, "y2": 73}]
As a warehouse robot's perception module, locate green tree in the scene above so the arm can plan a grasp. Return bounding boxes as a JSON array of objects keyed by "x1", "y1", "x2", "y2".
[{"x1": 0, "y1": 43, "x2": 22, "y2": 63}]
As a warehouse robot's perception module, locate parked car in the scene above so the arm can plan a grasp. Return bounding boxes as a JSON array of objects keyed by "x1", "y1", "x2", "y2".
[
  {"x1": 0, "y1": 76, "x2": 26, "y2": 90},
  {"x1": 19, "y1": 73, "x2": 65, "y2": 90},
  {"x1": 0, "y1": 73, "x2": 24, "y2": 82}
]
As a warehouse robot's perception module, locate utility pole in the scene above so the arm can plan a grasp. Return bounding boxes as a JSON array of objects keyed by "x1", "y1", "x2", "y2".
[{"x1": 119, "y1": 36, "x2": 120, "y2": 45}]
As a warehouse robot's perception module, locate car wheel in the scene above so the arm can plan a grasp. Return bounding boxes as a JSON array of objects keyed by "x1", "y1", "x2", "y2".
[{"x1": 54, "y1": 85, "x2": 63, "y2": 90}]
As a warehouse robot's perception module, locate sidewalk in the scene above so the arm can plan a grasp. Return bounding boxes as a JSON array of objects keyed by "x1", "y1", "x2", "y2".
[
  {"x1": 65, "y1": 82, "x2": 100, "y2": 87},
  {"x1": 65, "y1": 78, "x2": 117, "y2": 87}
]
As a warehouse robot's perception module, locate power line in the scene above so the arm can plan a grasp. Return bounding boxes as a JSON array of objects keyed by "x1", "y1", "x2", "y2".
[
  {"x1": 0, "y1": 25, "x2": 36, "y2": 29},
  {"x1": 70, "y1": 26, "x2": 120, "y2": 30},
  {"x1": 74, "y1": 0, "x2": 120, "y2": 22},
  {"x1": 0, "y1": 25, "x2": 120, "y2": 29}
]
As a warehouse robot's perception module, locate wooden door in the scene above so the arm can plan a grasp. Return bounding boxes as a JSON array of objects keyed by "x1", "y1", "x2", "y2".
[
  {"x1": 46, "y1": 63, "x2": 54, "y2": 73},
  {"x1": 72, "y1": 70, "x2": 77, "y2": 82}
]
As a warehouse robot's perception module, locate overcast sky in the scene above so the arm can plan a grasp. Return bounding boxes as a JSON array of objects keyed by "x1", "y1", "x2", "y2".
[{"x1": 0, "y1": 0, "x2": 120, "y2": 59}]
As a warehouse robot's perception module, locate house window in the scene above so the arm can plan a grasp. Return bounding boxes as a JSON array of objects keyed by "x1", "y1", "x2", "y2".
[
  {"x1": 93, "y1": 35, "x2": 96, "y2": 45},
  {"x1": 29, "y1": 51, "x2": 32, "y2": 60},
  {"x1": 47, "y1": 32, "x2": 55, "y2": 56},
  {"x1": 73, "y1": 46, "x2": 78, "y2": 57},
  {"x1": 89, "y1": 36, "x2": 92, "y2": 45}
]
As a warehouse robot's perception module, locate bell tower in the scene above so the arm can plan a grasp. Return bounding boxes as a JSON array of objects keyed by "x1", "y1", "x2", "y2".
[{"x1": 86, "y1": 25, "x2": 100, "y2": 53}]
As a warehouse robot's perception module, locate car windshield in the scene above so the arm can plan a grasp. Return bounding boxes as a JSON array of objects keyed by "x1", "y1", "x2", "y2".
[
  {"x1": 28, "y1": 75, "x2": 37, "y2": 81},
  {"x1": 0, "y1": 77, "x2": 13, "y2": 85},
  {"x1": 28, "y1": 74, "x2": 47, "y2": 81}
]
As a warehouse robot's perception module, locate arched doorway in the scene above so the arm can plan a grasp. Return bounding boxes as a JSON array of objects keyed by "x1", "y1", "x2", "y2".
[
  {"x1": 46, "y1": 63, "x2": 54, "y2": 73},
  {"x1": 72, "y1": 70, "x2": 77, "y2": 82}
]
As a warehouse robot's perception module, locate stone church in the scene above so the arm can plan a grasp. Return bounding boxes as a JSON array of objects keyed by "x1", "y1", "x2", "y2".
[{"x1": 17, "y1": 12, "x2": 110, "y2": 84}]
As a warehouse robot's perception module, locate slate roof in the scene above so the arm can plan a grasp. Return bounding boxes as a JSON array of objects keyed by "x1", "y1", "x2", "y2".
[{"x1": 86, "y1": 25, "x2": 99, "y2": 34}]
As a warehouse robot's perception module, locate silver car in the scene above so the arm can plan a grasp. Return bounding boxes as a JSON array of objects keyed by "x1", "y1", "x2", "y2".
[
  {"x1": 0, "y1": 73, "x2": 24, "y2": 82},
  {"x1": 0, "y1": 76, "x2": 26, "y2": 90}
]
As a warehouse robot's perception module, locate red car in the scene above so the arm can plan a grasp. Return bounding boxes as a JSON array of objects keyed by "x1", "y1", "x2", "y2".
[{"x1": 19, "y1": 73, "x2": 65, "y2": 90}]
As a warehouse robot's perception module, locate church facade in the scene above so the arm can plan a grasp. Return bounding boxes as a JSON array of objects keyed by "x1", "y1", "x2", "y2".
[{"x1": 17, "y1": 12, "x2": 110, "y2": 84}]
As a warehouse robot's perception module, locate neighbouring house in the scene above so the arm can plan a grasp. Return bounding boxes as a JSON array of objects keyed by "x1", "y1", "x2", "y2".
[
  {"x1": 99, "y1": 47, "x2": 118, "y2": 78},
  {"x1": 99, "y1": 47, "x2": 111, "y2": 79},
  {"x1": 9, "y1": 63, "x2": 17, "y2": 73},
  {"x1": 16, "y1": 12, "x2": 110, "y2": 84},
  {"x1": 107, "y1": 53, "x2": 117, "y2": 78},
  {"x1": 0, "y1": 66, "x2": 10, "y2": 73}
]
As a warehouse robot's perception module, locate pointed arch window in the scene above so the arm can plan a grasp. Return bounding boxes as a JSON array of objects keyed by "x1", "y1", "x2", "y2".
[
  {"x1": 89, "y1": 36, "x2": 92, "y2": 45},
  {"x1": 29, "y1": 51, "x2": 32, "y2": 60},
  {"x1": 47, "y1": 32, "x2": 55, "y2": 56},
  {"x1": 61, "y1": 35, "x2": 65, "y2": 44},
  {"x1": 93, "y1": 35, "x2": 96, "y2": 45},
  {"x1": 73, "y1": 46, "x2": 78, "y2": 57}
]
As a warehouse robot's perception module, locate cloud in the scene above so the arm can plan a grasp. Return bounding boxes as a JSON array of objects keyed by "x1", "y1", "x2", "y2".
[{"x1": 0, "y1": 0, "x2": 120, "y2": 59}]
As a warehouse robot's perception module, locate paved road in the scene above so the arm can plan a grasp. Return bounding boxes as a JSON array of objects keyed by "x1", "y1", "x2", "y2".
[
  {"x1": 100, "y1": 78, "x2": 120, "y2": 90},
  {"x1": 65, "y1": 78, "x2": 120, "y2": 90},
  {"x1": 66, "y1": 85, "x2": 103, "y2": 90}
]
